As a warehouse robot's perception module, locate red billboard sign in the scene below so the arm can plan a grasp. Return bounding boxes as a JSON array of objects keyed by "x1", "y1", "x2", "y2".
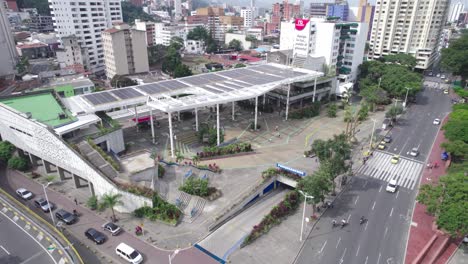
[{"x1": 295, "y1": 19, "x2": 310, "y2": 31}]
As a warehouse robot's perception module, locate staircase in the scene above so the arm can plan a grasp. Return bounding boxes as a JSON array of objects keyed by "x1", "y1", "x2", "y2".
[
  {"x1": 292, "y1": 54, "x2": 307, "y2": 68},
  {"x1": 166, "y1": 131, "x2": 198, "y2": 156},
  {"x1": 182, "y1": 197, "x2": 206, "y2": 223},
  {"x1": 76, "y1": 141, "x2": 118, "y2": 179}
]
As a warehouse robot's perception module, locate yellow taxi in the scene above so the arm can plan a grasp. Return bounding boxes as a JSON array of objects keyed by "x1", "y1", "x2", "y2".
[
  {"x1": 377, "y1": 142, "x2": 386, "y2": 150},
  {"x1": 391, "y1": 155, "x2": 400, "y2": 164}
]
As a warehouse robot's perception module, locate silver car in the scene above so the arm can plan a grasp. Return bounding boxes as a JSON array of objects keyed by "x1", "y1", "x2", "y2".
[
  {"x1": 34, "y1": 198, "x2": 55, "y2": 212},
  {"x1": 410, "y1": 148, "x2": 419, "y2": 157}
]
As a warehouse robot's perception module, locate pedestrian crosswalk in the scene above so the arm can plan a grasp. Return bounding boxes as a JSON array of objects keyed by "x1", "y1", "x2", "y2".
[{"x1": 356, "y1": 151, "x2": 424, "y2": 190}]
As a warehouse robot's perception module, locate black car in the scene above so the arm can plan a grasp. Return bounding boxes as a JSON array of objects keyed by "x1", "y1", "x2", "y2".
[
  {"x1": 55, "y1": 209, "x2": 78, "y2": 224},
  {"x1": 85, "y1": 228, "x2": 106, "y2": 244},
  {"x1": 383, "y1": 135, "x2": 392, "y2": 143}
]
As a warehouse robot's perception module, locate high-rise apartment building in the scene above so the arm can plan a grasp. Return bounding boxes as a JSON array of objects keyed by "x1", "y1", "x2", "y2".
[
  {"x1": 241, "y1": 8, "x2": 253, "y2": 28},
  {"x1": 135, "y1": 19, "x2": 155, "y2": 46},
  {"x1": 310, "y1": 3, "x2": 330, "y2": 17},
  {"x1": 327, "y1": 2, "x2": 349, "y2": 20},
  {"x1": 0, "y1": 0, "x2": 17, "y2": 77},
  {"x1": 102, "y1": 23, "x2": 149, "y2": 78},
  {"x1": 369, "y1": 0, "x2": 449, "y2": 69},
  {"x1": 272, "y1": 1, "x2": 301, "y2": 22},
  {"x1": 49, "y1": 0, "x2": 123, "y2": 74},
  {"x1": 29, "y1": 15, "x2": 54, "y2": 33},
  {"x1": 448, "y1": 1, "x2": 464, "y2": 23},
  {"x1": 356, "y1": 0, "x2": 375, "y2": 40},
  {"x1": 280, "y1": 18, "x2": 368, "y2": 82},
  {"x1": 56, "y1": 35, "x2": 89, "y2": 69}
]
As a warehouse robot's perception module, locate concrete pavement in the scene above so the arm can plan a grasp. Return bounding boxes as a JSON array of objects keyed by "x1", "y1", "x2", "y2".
[{"x1": 3, "y1": 169, "x2": 219, "y2": 264}]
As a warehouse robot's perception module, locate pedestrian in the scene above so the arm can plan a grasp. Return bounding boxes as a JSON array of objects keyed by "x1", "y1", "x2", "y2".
[
  {"x1": 74, "y1": 198, "x2": 78, "y2": 205},
  {"x1": 174, "y1": 135, "x2": 177, "y2": 141},
  {"x1": 275, "y1": 125, "x2": 279, "y2": 132}
]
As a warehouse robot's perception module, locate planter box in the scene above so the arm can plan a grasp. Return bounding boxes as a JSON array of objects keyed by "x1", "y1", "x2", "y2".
[{"x1": 198, "y1": 151, "x2": 256, "y2": 161}]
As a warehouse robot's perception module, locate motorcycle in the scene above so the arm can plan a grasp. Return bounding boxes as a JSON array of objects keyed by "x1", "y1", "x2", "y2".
[{"x1": 359, "y1": 217, "x2": 366, "y2": 225}]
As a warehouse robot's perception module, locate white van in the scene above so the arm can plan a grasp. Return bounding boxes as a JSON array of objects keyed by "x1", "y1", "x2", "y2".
[
  {"x1": 116, "y1": 243, "x2": 143, "y2": 264},
  {"x1": 386, "y1": 179, "x2": 397, "y2": 193}
]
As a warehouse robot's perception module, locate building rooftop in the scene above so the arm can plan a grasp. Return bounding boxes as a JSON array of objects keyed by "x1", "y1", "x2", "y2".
[
  {"x1": 16, "y1": 42, "x2": 48, "y2": 49},
  {"x1": 0, "y1": 91, "x2": 77, "y2": 128}
]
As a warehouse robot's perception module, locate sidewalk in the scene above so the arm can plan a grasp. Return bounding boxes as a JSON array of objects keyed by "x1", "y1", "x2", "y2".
[
  {"x1": 5, "y1": 169, "x2": 218, "y2": 264},
  {"x1": 404, "y1": 116, "x2": 460, "y2": 264}
]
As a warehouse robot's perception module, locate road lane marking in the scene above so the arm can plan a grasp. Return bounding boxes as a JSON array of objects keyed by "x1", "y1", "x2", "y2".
[
  {"x1": 390, "y1": 208, "x2": 394, "y2": 217},
  {"x1": 365, "y1": 220, "x2": 369, "y2": 231},
  {"x1": 346, "y1": 214, "x2": 351, "y2": 223},
  {"x1": 20, "y1": 250, "x2": 46, "y2": 264},
  {"x1": 364, "y1": 256, "x2": 368, "y2": 264},
  {"x1": 377, "y1": 253, "x2": 382, "y2": 264},
  {"x1": 396, "y1": 191, "x2": 399, "y2": 198},
  {"x1": 372, "y1": 201, "x2": 376, "y2": 210},
  {"x1": 355, "y1": 196, "x2": 359, "y2": 205},
  {"x1": 336, "y1": 237, "x2": 342, "y2": 248},
  {"x1": 339, "y1": 248, "x2": 347, "y2": 264},
  {"x1": 356, "y1": 244, "x2": 360, "y2": 256},
  {"x1": 0, "y1": 245, "x2": 10, "y2": 255},
  {"x1": 379, "y1": 186, "x2": 382, "y2": 192},
  {"x1": 319, "y1": 240, "x2": 327, "y2": 253},
  {"x1": 363, "y1": 181, "x2": 368, "y2": 188},
  {"x1": 384, "y1": 227, "x2": 388, "y2": 237}
]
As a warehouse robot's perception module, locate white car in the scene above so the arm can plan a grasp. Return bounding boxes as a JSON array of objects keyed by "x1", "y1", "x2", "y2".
[
  {"x1": 116, "y1": 243, "x2": 143, "y2": 264},
  {"x1": 444, "y1": 89, "x2": 449, "y2": 94},
  {"x1": 441, "y1": 75, "x2": 446, "y2": 79},
  {"x1": 410, "y1": 148, "x2": 419, "y2": 157},
  {"x1": 386, "y1": 179, "x2": 398, "y2": 193},
  {"x1": 433, "y1": 118, "x2": 441, "y2": 125},
  {"x1": 436, "y1": 73, "x2": 441, "y2": 77},
  {"x1": 16, "y1": 188, "x2": 33, "y2": 200}
]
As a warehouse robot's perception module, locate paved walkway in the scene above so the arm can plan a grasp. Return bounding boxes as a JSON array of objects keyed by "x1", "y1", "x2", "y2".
[
  {"x1": 5, "y1": 170, "x2": 218, "y2": 264},
  {"x1": 404, "y1": 116, "x2": 460, "y2": 264}
]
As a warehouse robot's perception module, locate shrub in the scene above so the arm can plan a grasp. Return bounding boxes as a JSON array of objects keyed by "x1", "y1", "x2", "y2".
[
  {"x1": 179, "y1": 177, "x2": 215, "y2": 197},
  {"x1": 158, "y1": 164, "x2": 165, "y2": 178},
  {"x1": 87, "y1": 195, "x2": 98, "y2": 210},
  {"x1": 327, "y1": 104, "x2": 337, "y2": 118},
  {"x1": 197, "y1": 143, "x2": 253, "y2": 159},
  {"x1": 0, "y1": 141, "x2": 14, "y2": 161},
  {"x1": 7, "y1": 156, "x2": 28, "y2": 171}
]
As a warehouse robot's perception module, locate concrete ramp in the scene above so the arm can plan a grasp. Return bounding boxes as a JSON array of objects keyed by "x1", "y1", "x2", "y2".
[{"x1": 198, "y1": 189, "x2": 287, "y2": 261}]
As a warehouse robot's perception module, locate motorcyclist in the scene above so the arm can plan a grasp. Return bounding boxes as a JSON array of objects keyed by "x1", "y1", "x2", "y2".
[
  {"x1": 341, "y1": 219, "x2": 346, "y2": 226},
  {"x1": 332, "y1": 219, "x2": 337, "y2": 226},
  {"x1": 360, "y1": 216, "x2": 365, "y2": 224}
]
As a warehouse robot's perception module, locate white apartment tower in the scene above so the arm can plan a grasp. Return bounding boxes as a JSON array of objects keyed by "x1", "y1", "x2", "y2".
[
  {"x1": 448, "y1": 1, "x2": 464, "y2": 23},
  {"x1": 174, "y1": 0, "x2": 182, "y2": 20},
  {"x1": 368, "y1": 0, "x2": 449, "y2": 70},
  {"x1": 0, "y1": 0, "x2": 18, "y2": 77},
  {"x1": 241, "y1": 9, "x2": 253, "y2": 28},
  {"x1": 48, "y1": 0, "x2": 123, "y2": 73},
  {"x1": 102, "y1": 24, "x2": 149, "y2": 78}
]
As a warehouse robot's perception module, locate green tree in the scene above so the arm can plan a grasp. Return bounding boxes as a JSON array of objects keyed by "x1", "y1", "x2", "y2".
[
  {"x1": 0, "y1": 141, "x2": 15, "y2": 161},
  {"x1": 385, "y1": 105, "x2": 404, "y2": 122},
  {"x1": 441, "y1": 140, "x2": 468, "y2": 161},
  {"x1": 298, "y1": 169, "x2": 331, "y2": 204},
  {"x1": 228, "y1": 39, "x2": 243, "y2": 51},
  {"x1": 169, "y1": 36, "x2": 184, "y2": 51},
  {"x1": 16, "y1": 57, "x2": 30, "y2": 74},
  {"x1": 7, "y1": 157, "x2": 28, "y2": 171},
  {"x1": 162, "y1": 47, "x2": 181, "y2": 75},
  {"x1": 245, "y1": 35, "x2": 258, "y2": 48},
  {"x1": 17, "y1": 0, "x2": 50, "y2": 15},
  {"x1": 121, "y1": 2, "x2": 156, "y2": 24},
  {"x1": 358, "y1": 103, "x2": 369, "y2": 121},
  {"x1": 100, "y1": 193, "x2": 123, "y2": 222},
  {"x1": 442, "y1": 119, "x2": 468, "y2": 143},
  {"x1": 147, "y1": 44, "x2": 167, "y2": 66},
  {"x1": 327, "y1": 104, "x2": 337, "y2": 118},
  {"x1": 110, "y1": 75, "x2": 137, "y2": 88},
  {"x1": 173, "y1": 64, "x2": 193, "y2": 78},
  {"x1": 440, "y1": 31, "x2": 468, "y2": 85},
  {"x1": 359, "y1": 84, "x2": 389, "y2": 105},
  {"x1": 417, "y1": 172, "x2": 468, "y2": 237},
  {"x1": 187, "y1": 26, "x2": 209, "y2": 41}
]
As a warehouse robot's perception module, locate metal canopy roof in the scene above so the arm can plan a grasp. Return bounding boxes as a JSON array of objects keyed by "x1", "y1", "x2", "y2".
[{"x1": 65, "y1": 63, "x2": 322, "y2": 114}]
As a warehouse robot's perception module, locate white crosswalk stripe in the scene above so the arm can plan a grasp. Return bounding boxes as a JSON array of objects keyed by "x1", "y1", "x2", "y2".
[{"x1": 357, "y1": 151, "x2": 424, "y2": 190}]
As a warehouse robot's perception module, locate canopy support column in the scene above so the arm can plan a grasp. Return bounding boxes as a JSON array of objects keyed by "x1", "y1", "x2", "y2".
[
  {"x1": 263, "y1": 93, "x2": 266, "y2": 105},
  {"x1": 134, "y1": 106, "x2": 139, "y2": 132},
  {"x1": 168, "y1": 112, "x2": 175, "y2": 158},
  {"x1": 216, "y1": 104, "x2": 220, "y2": 146},
  {"x1": 285, "y1": 84, "x2": 291, "y2": 121},
  {"x1": 150, "y1": 109, "x2": 155, "y2": 143},
  {"x1": 313, "y1": 77, "x2": 317, "y2": 103},
  {"x1": 232, "y1": 102, "x2": 235, "y2": 121},
  {"x1": 195, "y1": 107, "x2": 199, "y2": 131},
  {"x1": 254, "y1": 96, "x2": 258, "y2": 131}
]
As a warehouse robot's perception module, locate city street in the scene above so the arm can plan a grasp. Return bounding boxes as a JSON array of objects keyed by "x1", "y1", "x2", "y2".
[
  {"x1": 0, "y1": 212, "x2": 54, "y2": 264},
  {"x1": 295, "y1": 76, "x2": 452, "y2": 264}
]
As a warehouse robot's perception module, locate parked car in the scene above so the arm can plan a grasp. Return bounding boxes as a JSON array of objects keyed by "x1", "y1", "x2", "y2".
[
  {"x1": 378, "y1": 142, "x2": 386, "y2": 150},
  {"x1": 116, "y1": 243, "x2": 143, "y2": 264},
  {"x1": 16, "y1": 188, "x2": 33, "y2": 200},
  {"x1": 443, "y1": 89, "x2": 449, "y2": 94},
  {"x1": 34, "y1": 198, "x2": 54, "y2": 212},
  {"x1": 410, "y1": 148, "x2": 419, "y2": 157},
  {"x1": 85, "y1": 228, "x2": 106, "y2": 244},
  {"x1": 383, "y1": 135, "x2": 392, "y2": 143},
  {"x1": 102, "y1": 222, "x2": 122, "y2": 236},
  {"x1": 55, "y1": 209, "x2": 78, "y2": 225},
  {"x1": 386, "y1": 179, "x2": 398, "y2": 193},
  {"x1": 433, "y1": 118, "x2": 441, "y2": 125},
  {"x1": 436, "y1": 73, "x2": 441, "y2": 77},
  {"x1": 441, "y1": 75, "x2": 446, "y2": 79}
]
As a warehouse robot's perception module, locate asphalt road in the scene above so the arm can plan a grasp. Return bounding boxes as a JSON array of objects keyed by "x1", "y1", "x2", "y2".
[
  {"x1": 0, "y1": 163, "x2": 101, "y2": 264},
  {"x1": 0, "y1": 212, "x2": 54, "y2": 264},
  {"x1": 295, "y1": 78, "x2": 452, "y2": 264}
]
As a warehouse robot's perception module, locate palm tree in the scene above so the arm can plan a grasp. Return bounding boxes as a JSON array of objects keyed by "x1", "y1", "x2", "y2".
[{"x1": 101, "y1": 193, "x2": 123, "y2": 222}]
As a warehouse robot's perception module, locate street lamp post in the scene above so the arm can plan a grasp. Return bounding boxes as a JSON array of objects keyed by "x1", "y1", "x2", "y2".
[
  {"x1": 42, "y1": 182, "x2": 56, "y2": 227},
  {"x1": 298, "y1": 190, "x2": 314, "y2": 242},
  {"x1": 403, "y1": 87, "x2": 411, "y2": 108},
  {"x1": 168, "y1": 249, "x2": 179, "y2": 264},
  {"x1": 369, "y1": 118, "x2": 376, "y2": 151}
]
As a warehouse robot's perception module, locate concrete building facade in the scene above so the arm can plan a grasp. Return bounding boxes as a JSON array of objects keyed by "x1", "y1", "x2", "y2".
[
  {"x1": 56, "y1": 35, "x2": 89, "y2": 70},
  {"x1": 356, "y1": 0, "x2": 375, "y2": 40},
  {"x1": 102, "y1": 24, "x2": 149, "y2": 78},
  {"x1": 241, "y1": 8, "x2": 253, "y2": 28},
  {"x1": 368, "y1": 0, "x2": 449, "y2": 69},
  {"x1": 448, "y1": 1, "x2": 464, "y2": 23},
  {"x1": 49, "y1": 0, "x2": 123, "y2": 74},
  {"x1": 29, "y1": 15, "x2": 54, "y2": 33},
  {"x1": 327, "y1": 3, "x2": 349, "y2": 21},
  {"x1": 135, "y1": 19, "x2": 155, "y2": 46},
  {"x1": 0, "y1": 0, "x2": 17, "y2": 77}
]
